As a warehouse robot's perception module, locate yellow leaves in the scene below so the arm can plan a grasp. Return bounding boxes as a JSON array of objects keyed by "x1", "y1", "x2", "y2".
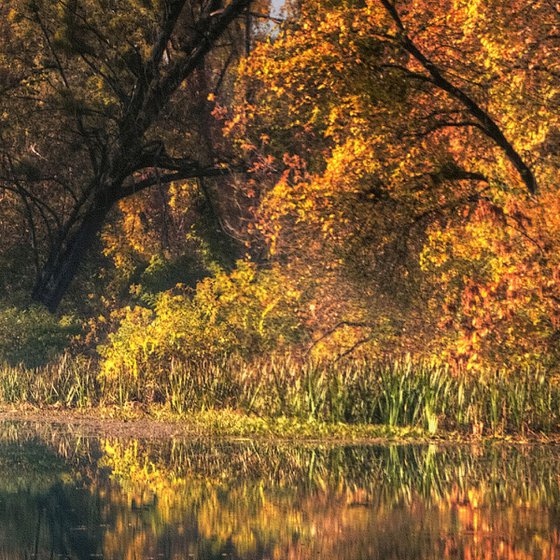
[
  {"x1": 227, "y1": 0, "x2": 560, "y2": 367},
  {"x1": 98, "y1": 261, "x2": 304, "y2": 382},
  {"x1": 420, "y1": 229, "x2": 453, "y2": 271},
  {"x1": 422, "y1": 189, "x2": 560, "y2": 370}
]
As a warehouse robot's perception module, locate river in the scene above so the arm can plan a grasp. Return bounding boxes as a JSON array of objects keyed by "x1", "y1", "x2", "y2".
[{"x1": 0, "y1": 421, "x2": 558, "y2": 559}]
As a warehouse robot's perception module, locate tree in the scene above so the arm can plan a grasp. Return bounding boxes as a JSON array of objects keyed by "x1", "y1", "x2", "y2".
[
  {"x1": 0, "y1": 0, "x2": 254, "y2": 311},
  {"x1": 230, "y1": 0, "x2": 560, "y2": 363}
]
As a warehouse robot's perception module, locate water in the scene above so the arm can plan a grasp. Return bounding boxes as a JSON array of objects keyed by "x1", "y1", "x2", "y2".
[{"x1": 0, "y1": 422, "x2": 559, "y2": 559}]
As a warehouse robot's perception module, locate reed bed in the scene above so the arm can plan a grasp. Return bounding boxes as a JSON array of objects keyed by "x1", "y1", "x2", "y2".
[
  {"x1": 0, "y1": 355, "x2": 98, "y2": 408},
  {"x1": 0, "y1": 354, "x2": 558, "y2": 435}
]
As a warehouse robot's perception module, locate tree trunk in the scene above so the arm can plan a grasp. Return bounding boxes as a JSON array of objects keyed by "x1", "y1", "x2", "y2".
[{"x1": 32, "y1": 204, "x2": 111, "y2": 312}]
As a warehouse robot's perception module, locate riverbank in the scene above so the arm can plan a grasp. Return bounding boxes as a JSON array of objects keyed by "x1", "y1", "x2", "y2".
[
  {"x1": 1, "y1": 405, "x2": 558, "y2": 444},
  {"x1": 2, "y1": 355, "x2": 560, "y2": 440}
]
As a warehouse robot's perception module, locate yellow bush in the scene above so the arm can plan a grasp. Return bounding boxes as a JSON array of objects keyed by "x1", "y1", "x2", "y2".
[{"x1": 99, "y1": 261, "x2": 304, "y2": 398}]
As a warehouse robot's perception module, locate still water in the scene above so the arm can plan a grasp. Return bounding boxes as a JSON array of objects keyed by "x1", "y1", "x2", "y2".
[{"x1": 0, "y1": 421, "x2": 559, "y2": 559}]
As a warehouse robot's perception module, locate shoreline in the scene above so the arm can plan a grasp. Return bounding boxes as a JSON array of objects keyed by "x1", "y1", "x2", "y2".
[{"x1": 0, "y1": 405, "x2": 558, "y2": 445}]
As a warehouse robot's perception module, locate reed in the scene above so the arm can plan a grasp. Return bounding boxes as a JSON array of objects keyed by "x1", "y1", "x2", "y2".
[
  {"x1": 0, "y1": 355, "x2": 98, "y2": 408},
  {"x1": 0, "y1": 353, "x2": 559, "y2": 435}
]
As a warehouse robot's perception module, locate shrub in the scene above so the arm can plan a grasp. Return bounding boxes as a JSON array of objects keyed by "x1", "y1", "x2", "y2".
[
  {"x1": 99, "y1": 262, "x2": 304, "y2": 401},
  {"x1": 0, "y1": 305, "x2": 79, "y2": 368}
]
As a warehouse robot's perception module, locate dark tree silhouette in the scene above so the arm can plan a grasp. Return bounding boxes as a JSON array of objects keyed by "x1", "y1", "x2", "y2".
[{"x1": 0, "y1": 0, "x2": 253, "y2": 311}]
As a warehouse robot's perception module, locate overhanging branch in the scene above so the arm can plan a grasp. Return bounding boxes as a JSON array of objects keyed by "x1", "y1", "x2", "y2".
[
  {"x1": 378, "y1": 0, "x2": 538, "y2": 195},
  {"x1": 117, "y1": 164, "x2": 243, "y2": 201}
]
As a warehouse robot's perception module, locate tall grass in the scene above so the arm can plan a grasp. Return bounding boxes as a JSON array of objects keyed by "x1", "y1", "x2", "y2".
[
  {"x1": 0, "y1": 355, "x2": 98, "y2": 408},
  {"x1": 0, "y1": 354, "x2": 559, "y2": 435}
]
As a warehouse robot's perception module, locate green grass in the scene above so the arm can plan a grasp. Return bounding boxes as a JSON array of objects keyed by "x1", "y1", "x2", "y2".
[
  {"x1": 0, "y1": 354, "x2": 559, "y2": 437},
  {"x1": 147, "y1": 408, "x2": 430, "y2": 441}
]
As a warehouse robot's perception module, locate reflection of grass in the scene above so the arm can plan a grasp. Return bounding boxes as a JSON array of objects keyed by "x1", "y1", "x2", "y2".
[
  {"x1": 98, "y1": 437, "x2": 560, "y2": 519},
  {"x1": 11, "y1": 421, "x2": 559, "y2": 513},
  {"x1": 1, "y1": 354, "x2": 560, "y2": 437},
  {"x1": 151, "y1": 408, "x2": 429, "y2": 441},
  {"x1": 1, "y1": 425, "x2": 560, "y2": 560},
  {"x1": 96, "y1": 437, "x2": 560, "y2": 510}
]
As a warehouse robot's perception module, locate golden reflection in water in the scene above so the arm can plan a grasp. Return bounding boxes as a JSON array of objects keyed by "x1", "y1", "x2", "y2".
[
  {"x1": 94, "y1": 439, "x2": 560, "y2": 560},
  {"x1": 0, "y1": 424, "x2": 559, "y2": 559}
]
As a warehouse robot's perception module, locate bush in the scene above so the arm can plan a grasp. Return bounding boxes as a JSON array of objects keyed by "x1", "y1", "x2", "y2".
[
  {"x1": 0, "y1": 306, "x2": 79, "y2": 368},
  {"x1": 99, "y1": 262, "x2": 304, "y2": 401}
]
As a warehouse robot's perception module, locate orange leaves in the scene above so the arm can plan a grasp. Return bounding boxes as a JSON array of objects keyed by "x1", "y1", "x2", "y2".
[
  {"x1": 422, "y1": 189, "x2": 560, "y2": 370},
  {"x1": 224, "y1": 0, "x2": 560, "y2": 365}
]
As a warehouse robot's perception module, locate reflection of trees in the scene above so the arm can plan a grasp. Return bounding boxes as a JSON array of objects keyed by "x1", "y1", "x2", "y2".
[
  {"x1": 0, "y1": 432, "x2": 102, "y2": 560},
  {"x1": 0, "y1": 426, "x2": 560, "y2": 559},
  {"x1": 99, "y1": 439, "x2": 560, "y2": 559}
]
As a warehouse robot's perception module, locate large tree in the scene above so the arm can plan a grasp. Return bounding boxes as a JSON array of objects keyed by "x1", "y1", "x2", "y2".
[
  {"x1": 233, "y1": 0, "x2": 560, "y2": 364},
  {"x1": 0, "y1": 0, "x2": 254, "y2": 311}
]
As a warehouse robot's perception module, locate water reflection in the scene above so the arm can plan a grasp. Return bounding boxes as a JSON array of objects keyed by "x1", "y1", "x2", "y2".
[{"x1": 0, "y1": 422, "x2": 558, "y2": 559}]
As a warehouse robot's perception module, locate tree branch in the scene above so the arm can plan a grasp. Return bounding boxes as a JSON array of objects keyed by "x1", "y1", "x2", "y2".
[
  {"x1": 378, "y1": 0, "x2": 538, "y2": 194},
  {"x1": 142, "y1": 0, "x2": 253, "y2": 127},
  {"x1": 305, "y1": 321, "x2": 375, "y2": 355},
  {"x1": 117, "y1": 164, "x2": 242, "y2": 201}
]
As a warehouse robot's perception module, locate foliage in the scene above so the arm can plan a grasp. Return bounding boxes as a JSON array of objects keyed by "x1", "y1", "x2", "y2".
[
  {"x1": 421, "y1": 194, "x2": 560, "y2": 369},
  {"x1": 2, "y1": 0, "x2": 560, "y2": 408},
  {"x1": 0, "y1": 0, "x2": 256, "y2": 310},
  {"x1": 226, "y1": 0, "x2": 560, "y2": 368},
  {"x1": 101, "y1": 181, "x2": 235, "y2": 303},
  {"x1": 0, "y1": 306, "x2": 79, "y2": 367},
  {"x1": 99, "y1": 261, "x2": 304, "y2": 401}
]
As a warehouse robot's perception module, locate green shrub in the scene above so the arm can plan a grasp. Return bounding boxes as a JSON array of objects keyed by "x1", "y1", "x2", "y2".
[{"x1": 0, "y1": 306, "x2": 79, "y2": 367}]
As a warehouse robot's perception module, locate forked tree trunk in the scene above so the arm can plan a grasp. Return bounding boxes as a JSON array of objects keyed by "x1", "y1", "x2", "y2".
[{"x1": 29, "y1": 0, "x2": 254, "y2": 311}]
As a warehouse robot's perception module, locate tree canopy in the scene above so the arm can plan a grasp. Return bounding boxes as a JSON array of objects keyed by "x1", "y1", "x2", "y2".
[
  {"x1": 1, "y1": 0, "x2": 559, "y2": 372},
  {"x1": 0, "y1": 0, "x2": 255, "y2": 311}
]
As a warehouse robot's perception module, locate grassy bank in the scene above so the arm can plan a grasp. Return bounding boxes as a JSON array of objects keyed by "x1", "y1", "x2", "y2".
[{"x1": 0, "y1": 355, "x2": 558, "y2": 438}]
